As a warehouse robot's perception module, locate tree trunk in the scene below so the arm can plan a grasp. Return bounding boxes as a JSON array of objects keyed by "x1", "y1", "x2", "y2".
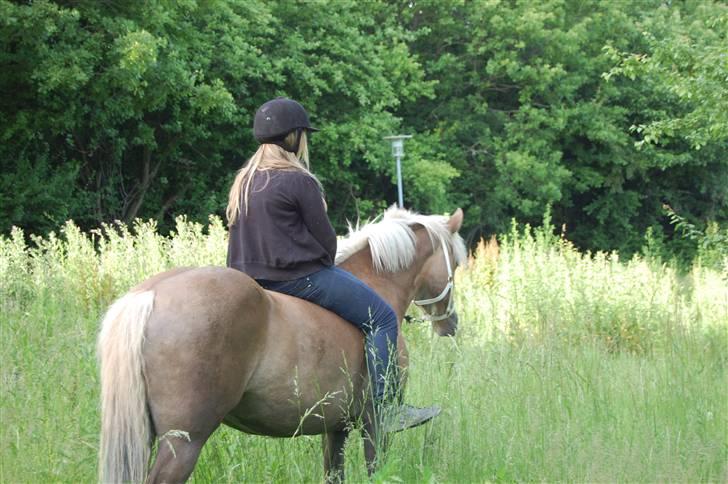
[
  {"x1": 155, "y1": 190, "x2": 181, "y2": 221},
  {"x1": 124, "y1": 146, "x2": 161, "y2": 222}
]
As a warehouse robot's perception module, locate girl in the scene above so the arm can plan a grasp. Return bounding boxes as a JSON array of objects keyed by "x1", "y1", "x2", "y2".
[{"x1": 226, "y1": 97, "x2": 434, "y2": 432}]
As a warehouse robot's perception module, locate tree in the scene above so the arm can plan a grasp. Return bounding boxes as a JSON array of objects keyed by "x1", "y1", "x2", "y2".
[
  {"x1": 2, "y1": 0, "x2": 725, "y2": 258},
  {"x1": 0, "y1": 0, "x2": 435, "y2": 235},
  {"x1": 395, "y1": 0, "x2": 727, "y2": 252}
]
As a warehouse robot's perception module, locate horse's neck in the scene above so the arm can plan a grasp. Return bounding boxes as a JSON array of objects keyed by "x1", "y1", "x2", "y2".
[{"x1": 338, "y1": 237, "x2": 430, "y2": 323}]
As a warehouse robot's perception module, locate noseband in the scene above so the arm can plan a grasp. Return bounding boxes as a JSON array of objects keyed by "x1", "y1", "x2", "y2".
[{"x1": 413, "y1": 235, "x2": 455, "y2": 322}]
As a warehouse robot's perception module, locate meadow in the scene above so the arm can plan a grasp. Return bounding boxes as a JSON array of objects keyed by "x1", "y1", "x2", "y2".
[{"x1": 1, "y1": 217, "x2": 726, "y2": 482}]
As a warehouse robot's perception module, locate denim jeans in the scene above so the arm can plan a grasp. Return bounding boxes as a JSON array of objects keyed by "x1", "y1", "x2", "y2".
[{"x1": 257, "y1": 266, "x2": 398, "y2": 402}]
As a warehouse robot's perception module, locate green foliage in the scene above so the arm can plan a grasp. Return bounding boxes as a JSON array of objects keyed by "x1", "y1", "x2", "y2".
[
  {"x1": 664, "y1": 205, "x2": 728, "y2": 272},
  {"x1": 603, "y1": 4, "x2": 728, "y2": 150},
  {"x1": 397, "y1": 0, "x2": 727, "y2": 254},
  {"x1": 0, "y1": 0, "x2": 434, "y2": 234},
  {"x1": 0, "y1": 216, "x2": 228, "y2": 314},
  {"x1": 1, "y1": 0, "x2": 727, "y2": 262}
]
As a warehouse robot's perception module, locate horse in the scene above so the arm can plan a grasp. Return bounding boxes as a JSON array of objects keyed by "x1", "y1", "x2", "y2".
[{"x1": 97, "y1": 206, "x2": 467, "y2": 483}]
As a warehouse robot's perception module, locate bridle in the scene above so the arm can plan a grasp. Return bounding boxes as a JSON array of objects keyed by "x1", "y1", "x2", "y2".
[{"x1": 412, "y1": 235, "x2": 455, "y2": 322}]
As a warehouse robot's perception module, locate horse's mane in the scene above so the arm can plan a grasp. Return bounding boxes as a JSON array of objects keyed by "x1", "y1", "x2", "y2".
[{"x1": 335, "y1": 206, "x2": 468, "y2": 273}]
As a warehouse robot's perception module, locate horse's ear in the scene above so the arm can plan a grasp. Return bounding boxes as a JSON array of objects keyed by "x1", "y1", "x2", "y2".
[{"x1": 448, "y1": 208, "x2": 464, "y2": 233}]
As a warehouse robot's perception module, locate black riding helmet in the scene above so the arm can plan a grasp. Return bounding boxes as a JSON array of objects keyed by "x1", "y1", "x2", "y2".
[{"x1": 253, "y1": 97, "x2": 318, "y2": 153}]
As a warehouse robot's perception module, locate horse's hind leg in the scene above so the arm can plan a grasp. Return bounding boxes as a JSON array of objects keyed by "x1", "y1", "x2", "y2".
[
  {"x1": 146, "y1": 428, "x2": 215, "y2": 484},
  {"x1": 142, "y1": 330, "x2": 251, "y2": 483},
  {"x1": 141, "y1": 270, "x2": 266, "y2": 482},
  {"x1": 323, "y1": 429, "x2": 349, "y2": 483},
  {"x1": 144, "y1": 375, "x2": 246, "y2": 484}
]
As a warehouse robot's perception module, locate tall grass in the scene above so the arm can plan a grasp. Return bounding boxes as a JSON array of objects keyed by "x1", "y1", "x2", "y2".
[{"x1": 1, "y1": 217, "x2": 726, "y2": 482}]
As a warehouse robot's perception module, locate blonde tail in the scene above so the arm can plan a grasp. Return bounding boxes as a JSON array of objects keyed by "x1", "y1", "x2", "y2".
[{"x1": 97, "y1": 290, "x2": 155, "y2": 483}]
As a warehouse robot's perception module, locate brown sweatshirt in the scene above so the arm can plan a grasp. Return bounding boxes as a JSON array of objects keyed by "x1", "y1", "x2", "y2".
[{"x1": 226, "y1": 169, "x2": 337, "y2": 281}]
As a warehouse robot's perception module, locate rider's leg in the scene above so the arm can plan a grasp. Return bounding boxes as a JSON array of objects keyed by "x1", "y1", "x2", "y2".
[{"x1": 315, "y1": 267, "x2": 400, "y2": 403}]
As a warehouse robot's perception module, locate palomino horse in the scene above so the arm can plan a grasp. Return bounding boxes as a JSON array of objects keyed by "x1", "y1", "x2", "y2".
[{"x1": 98, "y1": 207, "x2": 466, "y2": 483}]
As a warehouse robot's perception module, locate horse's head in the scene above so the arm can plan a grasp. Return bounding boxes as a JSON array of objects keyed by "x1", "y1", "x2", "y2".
[
  {"x1": 413, "y1": 209, "x2": 466, "y2": 336},
  {"x1": 336, "y1": 207, "x2": 467, "y2": 336}
]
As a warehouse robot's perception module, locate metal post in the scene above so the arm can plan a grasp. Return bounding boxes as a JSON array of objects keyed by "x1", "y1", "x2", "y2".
[
  {"x1": 384, "y1": 134, "x2": 412, "y2": 209},
  {"x1": 395, "y1": 154, "x2": 404, "y2": 208}
]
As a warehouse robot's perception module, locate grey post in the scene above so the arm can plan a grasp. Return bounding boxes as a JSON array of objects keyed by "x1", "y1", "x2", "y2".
[{"x1": 384, "y1": 135, "x2": 412, "y2": 208}]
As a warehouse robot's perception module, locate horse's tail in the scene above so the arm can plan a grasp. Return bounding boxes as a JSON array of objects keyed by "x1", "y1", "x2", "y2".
[{"x1": 97, "y1": 290, "x2": 155, "y2": 483}]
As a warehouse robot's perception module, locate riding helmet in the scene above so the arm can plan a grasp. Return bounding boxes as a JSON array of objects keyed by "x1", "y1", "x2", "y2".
[{"x1": 253, "y1": 97, "x2": 318, "y2": 145}]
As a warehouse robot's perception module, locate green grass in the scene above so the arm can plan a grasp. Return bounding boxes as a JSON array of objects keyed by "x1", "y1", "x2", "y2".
[{"x1": 1, "y1": 217, "x2": 726, "y2": 482}]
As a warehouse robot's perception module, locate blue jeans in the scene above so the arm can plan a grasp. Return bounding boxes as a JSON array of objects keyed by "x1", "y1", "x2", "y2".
[{"x1": 257, "y1": 266, "x2": 399, "y2": 403}]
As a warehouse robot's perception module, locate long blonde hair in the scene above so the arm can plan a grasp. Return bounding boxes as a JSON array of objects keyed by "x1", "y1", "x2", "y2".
[{"x1": 226, "y1": 130, "x2": 317, "y2": 226}]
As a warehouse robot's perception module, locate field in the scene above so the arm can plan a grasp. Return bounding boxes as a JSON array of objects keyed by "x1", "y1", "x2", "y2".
[{"x1": 1, "y1": 217, "x2": 726, "y2": 482}]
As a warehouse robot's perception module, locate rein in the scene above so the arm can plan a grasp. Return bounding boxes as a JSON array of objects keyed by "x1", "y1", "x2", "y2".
[{"x1": 412, "y1": 235, "x2": 455, "y2": 322}]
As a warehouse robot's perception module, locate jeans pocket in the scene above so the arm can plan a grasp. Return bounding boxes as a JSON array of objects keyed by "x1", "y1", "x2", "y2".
[
  {"x1": 273, "y1": 275, "x2": 314, "y2": 298},
  {"x1": 297, "y1": 276, "x2": 318, "y2": 299}
]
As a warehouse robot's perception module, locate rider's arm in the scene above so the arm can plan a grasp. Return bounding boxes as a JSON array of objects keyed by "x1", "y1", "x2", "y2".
[{"x1": 294, "y1": 174, "x2": 337, "y2": 261}]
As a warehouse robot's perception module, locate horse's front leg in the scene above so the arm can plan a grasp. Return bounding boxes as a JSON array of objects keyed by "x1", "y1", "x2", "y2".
[{"x1": 323, "y1": 428, "x2": 349, "y2": 483}]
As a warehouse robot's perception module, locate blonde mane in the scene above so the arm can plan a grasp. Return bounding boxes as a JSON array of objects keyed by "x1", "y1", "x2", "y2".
[{"x1": 335, "y1": 206, "x2": 468, "y2": 273}]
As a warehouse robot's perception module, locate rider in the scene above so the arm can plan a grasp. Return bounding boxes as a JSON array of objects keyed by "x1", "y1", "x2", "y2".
[{"x1": 225, "y1": 97, "x2": 436, "y2": 432}]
